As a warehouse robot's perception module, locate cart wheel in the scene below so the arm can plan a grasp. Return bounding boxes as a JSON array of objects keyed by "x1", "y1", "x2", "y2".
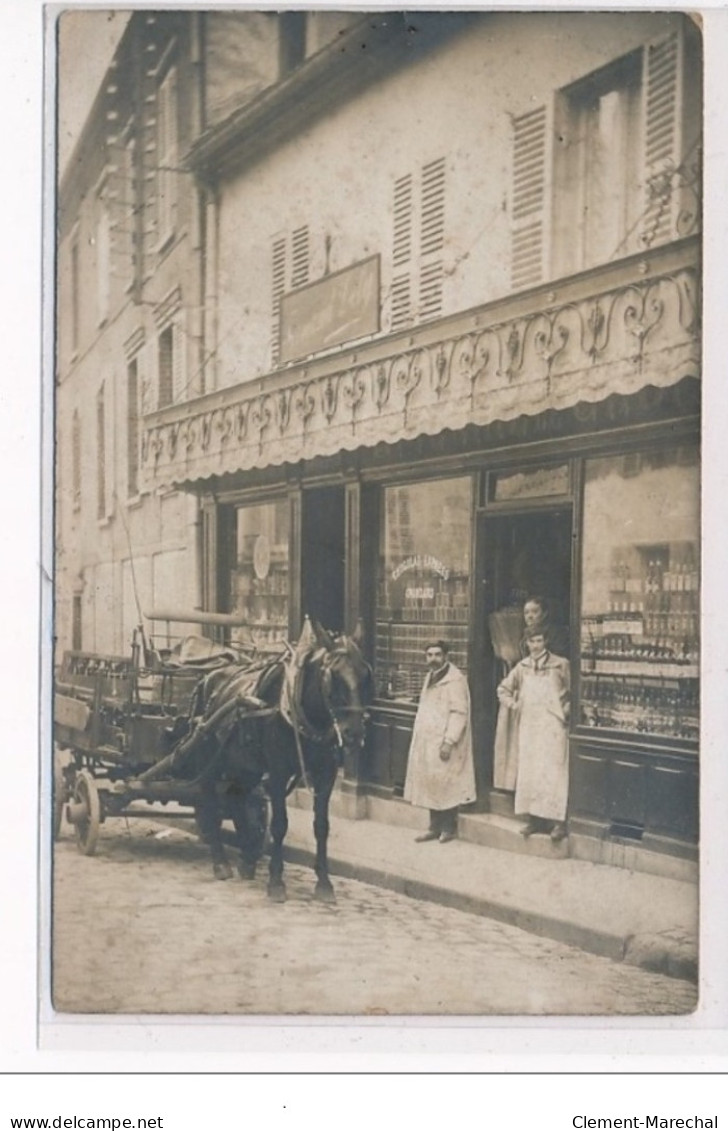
[
  {"x1": 72, "y1": 770, "x2": 101, "y2": 856},
  {"x1": 53, "y1": 750, "x2": 66, "y2": 841}
]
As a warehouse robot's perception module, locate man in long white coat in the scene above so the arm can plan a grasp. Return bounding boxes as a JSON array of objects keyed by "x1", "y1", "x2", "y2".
[{"x1": 404, "y1": 640, "x2": 476, "y2": 843}]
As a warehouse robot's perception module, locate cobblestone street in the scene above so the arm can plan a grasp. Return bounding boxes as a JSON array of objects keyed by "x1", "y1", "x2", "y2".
[{"x1": 52, "y1": 820, "x2": 697, "y2": 1017}]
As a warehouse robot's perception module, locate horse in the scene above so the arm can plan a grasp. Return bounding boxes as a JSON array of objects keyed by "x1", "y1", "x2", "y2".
[{"x1": 164, "y1": 617, "x2": 372, "y2": 903}]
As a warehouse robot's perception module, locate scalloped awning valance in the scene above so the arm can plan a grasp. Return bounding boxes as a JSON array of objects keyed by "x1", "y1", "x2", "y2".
[{"x1": 141, "y1": 251, "x2": 700, "y2": 490}]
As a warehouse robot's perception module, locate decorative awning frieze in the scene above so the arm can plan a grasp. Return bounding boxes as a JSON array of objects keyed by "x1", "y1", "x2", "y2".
[{"x1": 141, "y1": 241, "x2": 700, "y2": 488}]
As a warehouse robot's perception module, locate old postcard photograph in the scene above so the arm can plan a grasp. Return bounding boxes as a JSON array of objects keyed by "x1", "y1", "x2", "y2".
[{"x1": 50, "y1": 7, "x2": 703, "y2": 1018}]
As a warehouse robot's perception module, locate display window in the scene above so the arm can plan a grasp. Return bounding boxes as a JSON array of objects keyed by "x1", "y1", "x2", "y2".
[
  {"x1": 229, "y1": 500, "x2": 289, "y2": 651},
  {"x1": 376, "y1": 476, "x2": 472, "y2": 701},
  {"x1": 579, "y1": 446, "x2": 699, "y2": 742}
]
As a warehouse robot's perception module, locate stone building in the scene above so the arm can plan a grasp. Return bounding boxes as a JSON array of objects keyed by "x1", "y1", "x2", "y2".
[{"x1": 57, "y1": 10, "x2": 702, "y2": 875}]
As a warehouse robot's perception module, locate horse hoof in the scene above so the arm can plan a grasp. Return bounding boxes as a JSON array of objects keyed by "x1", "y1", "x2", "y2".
[
  {"x1": 314, "y1": 882, "x2": 336, "y2": 904},
  {"x1": 237, "y1": 862, "x2": 257, "y2": 881},
  {"x1": 213, "y1": 862, "x2": 233, "y2": 881},
  {"x1": 267, "y1": 884, "x2": 287, "y2": 903}
]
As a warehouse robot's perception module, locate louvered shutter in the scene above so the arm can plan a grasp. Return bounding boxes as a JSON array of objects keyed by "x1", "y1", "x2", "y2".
[
  {"x1": 511, "y1": 105, "x2": 549, "y2": 290},
  {"x1": 641, "y1": 31, "x2": 682, "y2": 247},
  {"x1": 271, "y1": 236, "x2": 286, "y2": 366},
  {"x1": 419, "y1": 157, "x2": 445, "y2": 319},
  {"x1": 291, "y1": 226, "x2": 309, "y2": 288},
  {"x1": 392, "y1": 174, "x2": 413, "y2": 329}
]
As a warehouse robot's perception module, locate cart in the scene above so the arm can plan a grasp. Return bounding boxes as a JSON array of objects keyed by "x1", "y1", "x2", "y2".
[{"x1": 53, "y1": 611, "x2": 276, "y2": 855}]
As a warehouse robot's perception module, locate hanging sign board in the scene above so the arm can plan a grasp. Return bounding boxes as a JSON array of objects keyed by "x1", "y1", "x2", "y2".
[{"x1": 280, "y1": 255, "x2": 380, "y2": 363}]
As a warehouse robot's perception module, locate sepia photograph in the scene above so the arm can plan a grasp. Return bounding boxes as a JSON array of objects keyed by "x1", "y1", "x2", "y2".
[{"x1": 50, "y1": 6, "x2": 702, "y2": 1018}]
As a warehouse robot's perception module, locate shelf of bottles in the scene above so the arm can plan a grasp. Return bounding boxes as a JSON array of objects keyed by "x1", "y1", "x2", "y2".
[
  {"x1": 375, "y1": 569, "x2": 469, "y2": 702},
  {"x1": 230, "y1": 553, "x2": 289, "y2": 652},
  {"x1": 580, "y1": 542, "x2": 699, "y2": 742}
]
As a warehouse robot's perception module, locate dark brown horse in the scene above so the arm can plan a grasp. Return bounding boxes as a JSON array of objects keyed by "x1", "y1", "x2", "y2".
[{"x1": 170, "y1": 618, "x2": 372, "y2": 902}]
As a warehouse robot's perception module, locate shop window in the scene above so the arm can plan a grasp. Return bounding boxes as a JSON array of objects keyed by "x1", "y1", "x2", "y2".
[
  {"x1": 376, "y1": 477, "x2": 472, "y2": 702},
  {"x1": 579, "y1": 446, "x2": 699, "y2": 743},
  {"x1": 229, "y1": 500, "x2": 290, "y2": 652}
]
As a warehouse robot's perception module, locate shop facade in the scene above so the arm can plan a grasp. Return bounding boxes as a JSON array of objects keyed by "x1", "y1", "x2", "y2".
[{"x1": 142, "y1": 234, "x2": 700, "y2": 871}]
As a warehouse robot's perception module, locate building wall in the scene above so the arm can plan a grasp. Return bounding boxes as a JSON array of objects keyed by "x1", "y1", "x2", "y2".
[
  {"x1": 55, "y1": 14, "x2": 203, "y2": 659},
  {"x1": 211, "y1": 10, "x2": 696, "y2": 390}
]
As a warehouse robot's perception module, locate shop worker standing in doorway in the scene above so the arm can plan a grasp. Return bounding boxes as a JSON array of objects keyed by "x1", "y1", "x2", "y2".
[{"x1": 404, "y1": 640, "x2": 476, "y2": 843}]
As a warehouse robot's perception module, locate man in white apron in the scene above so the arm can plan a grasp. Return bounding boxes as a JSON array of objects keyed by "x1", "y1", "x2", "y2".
[
  {"x1": 404, "y1": 641, "x2": 476, "y2": 843},
  {"x1": 496, "y1": 628, "x2": 570, "y2": 841}
]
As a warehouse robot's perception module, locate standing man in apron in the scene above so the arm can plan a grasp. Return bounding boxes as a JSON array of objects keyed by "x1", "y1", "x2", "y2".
[
  {"x1": 404, "y1": 640, "x2": 476, "y2": 843},
  {"x1": 496, "y1": 626, "x2": 571, "y2": 841}
]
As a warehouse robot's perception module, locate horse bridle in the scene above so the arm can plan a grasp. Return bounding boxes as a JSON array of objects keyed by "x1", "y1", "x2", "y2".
[{"x1": 317, "y1": 648, "x2": 371, "y2": 748}]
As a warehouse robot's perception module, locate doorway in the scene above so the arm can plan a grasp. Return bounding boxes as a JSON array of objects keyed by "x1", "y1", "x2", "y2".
[
  {"x1": 301, "y1": 486, "x2": 346, "y2": 632},
  {"x1": 478, "y1": 507, "x2": 573, "y2": 802}
]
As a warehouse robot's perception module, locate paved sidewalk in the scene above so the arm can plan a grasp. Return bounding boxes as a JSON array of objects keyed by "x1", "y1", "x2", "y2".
[{"x1": 281, "y1": 805, "x2": 698, "y2": 982}]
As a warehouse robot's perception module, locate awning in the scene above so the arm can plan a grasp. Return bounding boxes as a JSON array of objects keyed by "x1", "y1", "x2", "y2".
[{"x1": 141, "y1": 241, "x2": 700, "y2": 490}]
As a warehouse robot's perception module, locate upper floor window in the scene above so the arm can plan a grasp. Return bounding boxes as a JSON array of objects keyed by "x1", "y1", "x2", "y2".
[
  {"x1": 158, "y1": 325, "x2": 174, "y2": 409},
  {"x1": 154, "y1": 287, "x2": 185, "y2": 408},
  {"x1": 391, "y1": 157, "x2": 446, "y2": 331},
  {"x1": 156, "y1": 65, "x2": 178, "y2": 247},
  {"x1": 510, "y1": 26, "x2": 701, "y2": 290},
  {"x1": 554, "y1": 51, "x2": 642, "y2": 276}
]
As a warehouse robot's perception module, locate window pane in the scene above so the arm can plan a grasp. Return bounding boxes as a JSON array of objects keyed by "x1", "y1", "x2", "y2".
[
  {"x1": 376, "y1": 477, "x2": 472, "y2": 701},
  {"x1": 490, "y1": 463, "x2": 569, "y2": 502},
  {"x1": 580, "y1": 447, "x2": 699, "y2": 742},
  {"x1": 230, "y1": 501, "x2": 289, "y2": 651}
]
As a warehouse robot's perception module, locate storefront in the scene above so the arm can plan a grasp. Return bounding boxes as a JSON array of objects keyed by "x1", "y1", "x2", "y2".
[{"x1": 143, "y1": 239, "x2": 701, "y2": 868}]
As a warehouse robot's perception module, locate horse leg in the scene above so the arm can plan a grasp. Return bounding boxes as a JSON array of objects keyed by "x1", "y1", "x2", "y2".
[
  {"x1": 312, "y1": 762, "x2": 338, "y2": 903},
  {"x1": 228, "y1": 786, "x2": 265, "y2": 881},
  {"x1": 266, "y1": 782, "x2": 288, "y2": 903},
  {"x1": 195, "y1": 785, "x2": 232, "y2": 881}
]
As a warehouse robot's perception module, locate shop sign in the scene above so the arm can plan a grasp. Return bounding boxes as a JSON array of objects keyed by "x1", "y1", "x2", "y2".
[{"x1": 280, "y1": 255, "x2": 380, "y2": 363}]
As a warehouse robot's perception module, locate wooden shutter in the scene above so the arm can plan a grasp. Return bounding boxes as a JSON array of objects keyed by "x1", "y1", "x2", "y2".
[
  {"x1": 271, "y1": 236, "x2": 286, "y2": 366},
  {"x1": 392, "y1": 174, "x2": 413, "y2": 328},
  {"x1": 511, "y1": 105, "x2": 549, "y2": 289},
  {"x1": 291, "y1": 226, "x2": 309, "y2": 288},
  {"x1": 641, "y1": 31, "x2": 682, "y2": 247},
  {"x1": 419, "y1": 157, "x2": 445, "y2": 319}
]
